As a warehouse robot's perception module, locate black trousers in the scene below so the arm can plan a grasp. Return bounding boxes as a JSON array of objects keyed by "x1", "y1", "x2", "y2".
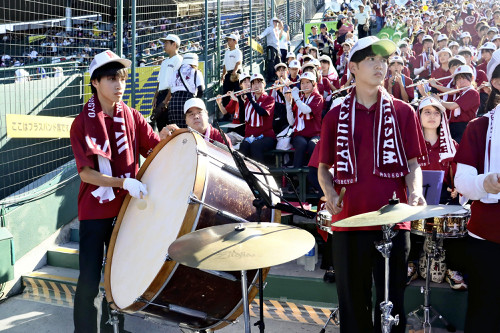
[
  {"x1": 332, "y1": 230, "x2": 410, "y2": 333},
  {"x1": 265, "y1": 46, "x2": 281, "y2": 82},
  {"x1": 238, "y1": 136, "x2": 276, "y2": 163},
  {"x1": 222, "y1": 71, "x2": 240, "y2": 107},
  {"x1": 74, "y1": 218, "x2": 124, "y2": 333},
  {"x1": 465, "y1": 235, "x2": 500, "y2": 332},
  {"x1": 358, "y1": 24, "x2": 370, "y2": 39},
  {"x1": 291, "y1": 135, "x2": 319, "y2": 168}
]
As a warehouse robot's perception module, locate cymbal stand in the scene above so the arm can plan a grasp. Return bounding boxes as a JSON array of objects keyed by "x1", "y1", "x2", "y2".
[
  {"x1": 407, "y1": 230, "x2": 456, "y2": 332},
  {"x1": 319, "y1": 307, "x2": 339, "y2": 333},
  {"x1": 376, "y1": 224, "x2": 399, "y2": 333},
  {"x1": 241, "y1": 269, "x2": 252, "y2": 333}
]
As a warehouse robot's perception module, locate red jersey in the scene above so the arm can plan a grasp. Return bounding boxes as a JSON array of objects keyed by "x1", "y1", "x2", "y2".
[
  {"x1": 243, "y1": 93, "x2": 275, "y2": 138},
  {"x1": 461, "y1": 12, "x2": 480, "y2": 37},
  {"x1": 454, "y1": 116, "x2": 500, "y2": 244},
  {"x1": 291, "y1": 91, "x2": 323, "y2": 138},
  {"x1": 206, "y1": 124, "x2": 232, "y2": 147},
  {"x1": 70, "y1": 107, "x2": 160, "y2": 221},
  {"x1": 384, "y1": 74, "x2": 415, "y2": 101},
  {"x1": 225, "y1": 99, "x2": 241, "y2": 124},
  {"x1": 450, "y1": 87, "x2": 480, "y2": 123},
  {"x1": 431, "y1": 66, "x2": 451, "y2": 80},
  {"x1": 421, "y1": 140, "x2": 458, "y2": 186},
  {"x1": 318, "y1": 99, "x2": 425, "y2": 232}
]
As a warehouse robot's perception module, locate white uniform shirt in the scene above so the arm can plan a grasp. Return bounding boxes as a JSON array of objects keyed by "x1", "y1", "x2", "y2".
[
  {"x1": 259, "y1": 26, "x2": 280, "y2": 51},
  {"x1": 354, "y1": 12, "x2": 370, "y2": 25},
  {"x1": 168, "y1": 64, "x2": 205, "y2": 94},
  {"x1": 158, "y1": 54, "x2": 182, "y2": 91},
  {"x1": 223, "y1": 48, "x2": 242, "y2": 71}
]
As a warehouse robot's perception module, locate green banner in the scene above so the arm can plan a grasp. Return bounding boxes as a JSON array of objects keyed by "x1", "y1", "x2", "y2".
[{"x1": 304, "y1": 22, "x2": 337, "y2": 45}]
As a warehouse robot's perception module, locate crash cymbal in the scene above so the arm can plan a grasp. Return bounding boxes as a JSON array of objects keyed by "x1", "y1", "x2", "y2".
[
  {"x1": 333, "y1": 204, "x2": 464, "y2": 228},
  {"x1": 168, "y1": 222, "x2": 315, "y2": 271}
]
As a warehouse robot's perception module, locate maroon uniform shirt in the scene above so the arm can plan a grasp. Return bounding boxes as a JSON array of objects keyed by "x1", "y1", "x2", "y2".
[
  {"x1": 450, "y1": 87, "x2": 480, "y2": 123},
  {"x1": 70, "y1": 107, "x2": 160, "y2": 221},
  {"x1": 318, "y1": 99, "x2": 425, "y2": 232},
  {"x1": 384, "y1": 74, "x2": 415, "y2": 101},
  {"x1": 243, "y1": 93, "x2": 275, "y2": 138},
  {"x1": 454, "y1": 117, "x2": 500, "y2": 244}
]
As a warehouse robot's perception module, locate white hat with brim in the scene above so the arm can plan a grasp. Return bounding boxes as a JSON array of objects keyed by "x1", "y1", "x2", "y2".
[
  {"x1": 449, "y1": 55, "x2": 466, "y2": 66},
  {"x1": 437, "y1": 34, "x2": 449, "y2": 42},
  {"x1": 289, "y1": 60, "x2": 301, "y2": 69},
  {"x1": 239, "y1": 72, "x2": 251, "y2": 82},
  {"x1": 286, "y1": 52, "x2": 296, "y2": 58},
  {"x1": 448, "y1": 41, "x2": 459, "y2": 47},
  {"x1": 184, "y1": 98, "x2": 206, "y2": 114},
  {"x1": 487, "y1": 49, "x2": 500, "y2": 81},
  {"x1": 274, "y1": 62, "x2": 288, "y2": 70},
  {"x1": 89, "y1": 50, "x2": 131, "y2": 78},
  {"x1": 160, "y1": 34, "x2": 181, "y2": 46},
  {"x1": 493, "y1": 34, "x2": 500, "y2": 42},
  {"x1": 348, "y1": 36, "x2": 397, "y2": 63},
  {"x1": 299, "y1": 71, "x2": 317, "y2": 82},
  {"x1": 418, "y1": 96, "x2": 446, "y2": 113},
  {"x1": 250, "y1": 73, "x2": 265, "y2": 82},
  {"x1": 458, "y1": 46, "x2": 472, "y2": 55},
  {"x1": 423, "y1": 35, "x2": 434, "y2": 43},
  {"x1": 452, "y1": 65, "x2": 474, "y2": 81},
  {"x1": 226, "y1": 34, "x2": 240, "y2": 42},
  {"x1": 460, "y1": 32, "x2": 471, "y2": 39},
  {"x1": 437, "y1": 47, "x2": 453, "y2": 56},
  {"x1": 389, "y1": 55, "x2": 405, "y2": 65},
  {"x1": 182, "y1": 53, "x2": 199, "y2": 66},
  {"x1": 479, "y1": 42, "x2": 497, "y2": 51},
  {"x1": 301, "y1": 62, "x2": 315, "y2": 71}
]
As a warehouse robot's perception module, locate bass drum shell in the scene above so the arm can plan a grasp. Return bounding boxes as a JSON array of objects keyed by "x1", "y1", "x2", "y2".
[{"x1": 104, "y1": 130, "x2": 280, "y2": 331}]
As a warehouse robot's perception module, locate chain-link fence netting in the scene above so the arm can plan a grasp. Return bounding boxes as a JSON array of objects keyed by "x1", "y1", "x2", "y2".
[{"x1": 0, "y1": 0, "x2": 323, "y2": 200}]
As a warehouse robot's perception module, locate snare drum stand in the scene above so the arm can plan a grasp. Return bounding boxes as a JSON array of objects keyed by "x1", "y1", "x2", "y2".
[
  {"x1": 376, "y1": 224, "x2": 400, "y2": 333},
  {"x1": 407, "y1": 231, "x2": 456, "y2": 332}
]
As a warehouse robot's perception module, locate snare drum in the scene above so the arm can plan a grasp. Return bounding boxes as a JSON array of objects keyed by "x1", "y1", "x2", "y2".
[
  {"x1": 411, "y1": 206, "x2": 470, "y2": 238},
  {"x1": 104, "y1": 130, "x2": 280, "y2": 331}
]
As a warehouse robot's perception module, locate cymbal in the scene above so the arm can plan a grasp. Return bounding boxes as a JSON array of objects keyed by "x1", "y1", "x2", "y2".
[
  {"x1": 333, "y1": 204, "x2": 465, "y2": 228},
  {"x1": 168, "y1": 222, "x2": 315, "y2": 271}
]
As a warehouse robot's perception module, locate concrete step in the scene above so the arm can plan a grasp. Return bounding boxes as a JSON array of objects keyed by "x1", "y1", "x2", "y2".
[{"x1": 47, "y1": 242, "x2": 79, "y2": 270}]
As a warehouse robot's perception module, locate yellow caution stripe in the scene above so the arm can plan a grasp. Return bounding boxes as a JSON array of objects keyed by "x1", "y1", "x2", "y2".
[{"x1": 249, "y1": 299, "x2": 338, "y2": 326}]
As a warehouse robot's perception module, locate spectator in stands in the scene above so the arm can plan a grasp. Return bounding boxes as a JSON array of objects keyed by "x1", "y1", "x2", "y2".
[{"x1": 258, "y1": 17, "x2": 282, "y2": 82}]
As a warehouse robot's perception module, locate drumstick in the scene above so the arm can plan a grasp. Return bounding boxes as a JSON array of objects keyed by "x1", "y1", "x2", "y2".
[{"x1": 337, "y1": 187, "x2": 346, "y2": 208}]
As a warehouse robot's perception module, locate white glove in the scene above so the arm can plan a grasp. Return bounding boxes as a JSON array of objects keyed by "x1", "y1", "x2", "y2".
[
  {"x1": 123, "y1": 178, "x2": 148, "y2": 199},
  {"x1": 291, "y1": 87, "x2": 300, "y2": 101}
]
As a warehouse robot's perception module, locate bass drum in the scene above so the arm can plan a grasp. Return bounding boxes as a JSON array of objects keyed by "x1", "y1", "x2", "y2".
[{"x1": 104, "y1": 130, "x2": 280, "y2": 331}]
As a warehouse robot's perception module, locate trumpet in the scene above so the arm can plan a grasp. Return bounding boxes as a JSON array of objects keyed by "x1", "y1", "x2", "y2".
[{"x1": 406, "y1": 75, "x2": 453, "y2": 88}]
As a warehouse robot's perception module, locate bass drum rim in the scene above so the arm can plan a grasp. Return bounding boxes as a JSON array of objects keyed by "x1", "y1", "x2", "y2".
[{"x1": 104, "y1": 129, "x2": 207, "y2": 313}]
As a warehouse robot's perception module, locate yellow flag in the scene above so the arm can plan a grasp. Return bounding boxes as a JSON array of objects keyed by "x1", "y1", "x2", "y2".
[{"x1": 249, "y1": 38, "x2": 264, "y2": 54}]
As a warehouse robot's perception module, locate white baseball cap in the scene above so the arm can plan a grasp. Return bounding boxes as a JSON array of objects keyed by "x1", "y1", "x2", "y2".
[
  {"x1": 288, "y1": 59, "x2": 301, "y2": 69},
  {"x1": 274, "y1": 62, "x2": 288, "y2": 70},
  {"x1": 437, "y1": 34, "x2": 449, "y2": 42},
  {"x1": 89, "y1": 50, "x2": 131, "y2": 78},
  {"x1": 299, "y1": 71, "x2": 316, "y2": 82},
  {"x1": 418, "y1": 96, "x2": 446, "y2": 113},
  {"x1": 458, "y1": 46, "x2": 473, "y2": 55},
  {"x1": 479, "y1": 42, "x2": 497, "y2": 51},
  {"x1": 422, "y1": 35, "x2": 434, "y2": 43},
  {"x1": 487, "y1": 49, "x2": 500, "y2": 81},
  {"x1": 239, "y1": 72, "x2": 251, "y2": 82},
  {"x1": 493, "y1": 34, "x2": 500, "y2": 42},
  {"x1": 250, "y1": 73, "x2": 265, "y2": 82},
  {"x1": 449, "y1": 55, "x2": 467, "y2": 66},
  {"x1": 389, "y1": 55, "x2": 405, "y2": 65},
  {"x1": 160, "y1": 34, "x2": 181, "y2": 46},
  {"x1": 460, "y1": 31, "x2": 471, "y2": 39},
  {"x1": 286, "y1": 52, "x2": 296, "y2": 58},
  {"x1": 301, "y1": 62, "x2": 316, "y2": 71},
  {"x1": 452, "y1": 65, "x2": 474, "y2": 81},
  {"x1": 184, "y1": 98, "x2": 206, "y2": 114},
  {"x1": 448, "y1": 41, "x2": 459, "y2": 48},
  {"x1": 348, "y1": 36, "x2": 397, "y2": 62},
  {"x1": 437, "y1": 47, "x2": 453, "y2": 56},
  {"x1": 182, "y1": 53, "x2": 199, "y2": 66},
  {"x1": 226, "y1": 33, "x2": 240, "y2": 42}
]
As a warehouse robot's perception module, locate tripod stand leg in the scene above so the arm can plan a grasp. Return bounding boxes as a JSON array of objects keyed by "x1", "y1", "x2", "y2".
[
  {"x1": 429, "y1": 306, "x2": 456, "y2": 332},
  {"x1": 319, "y1": 307, "x2": 339, "y2": 333}
]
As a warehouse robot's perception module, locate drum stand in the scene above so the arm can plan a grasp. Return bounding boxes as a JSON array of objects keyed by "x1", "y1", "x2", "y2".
[
  {"x1": 319, "y1": 307, "x2": 339, "y2": 333},
  {"x1": 376, "y1": 224, "x2": 400, "y2": 333},
  {"x1": 407, "y1": 231, "x2": 456, "y2": 333}
]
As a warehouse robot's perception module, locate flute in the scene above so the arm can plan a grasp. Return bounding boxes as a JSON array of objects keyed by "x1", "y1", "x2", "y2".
[
  {"x1": 329, "y1": 84, "x2": 355, "y2": 96},
  {"x1": 207, "y1": 83, "x2": 289, "y2": 102},
  {"x1": 414, "y1": 86, "x2": 470, "y2": 103},
  {"x1": 406, "y1": 75, "x2": 453, "y2": 88}
]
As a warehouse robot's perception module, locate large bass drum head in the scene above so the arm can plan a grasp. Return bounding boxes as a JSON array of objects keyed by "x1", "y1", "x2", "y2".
[{"x1": 109, "y1": 132, "x2": 199, "y2": 310}]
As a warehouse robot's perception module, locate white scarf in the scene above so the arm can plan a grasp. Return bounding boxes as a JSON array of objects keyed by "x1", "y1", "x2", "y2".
[
  {"x1": 293, "y1": 94, "x2": 314, "y2": 132},
  {"x1": 482, "y1": 105, "x2": 500, "y2": 203}
]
